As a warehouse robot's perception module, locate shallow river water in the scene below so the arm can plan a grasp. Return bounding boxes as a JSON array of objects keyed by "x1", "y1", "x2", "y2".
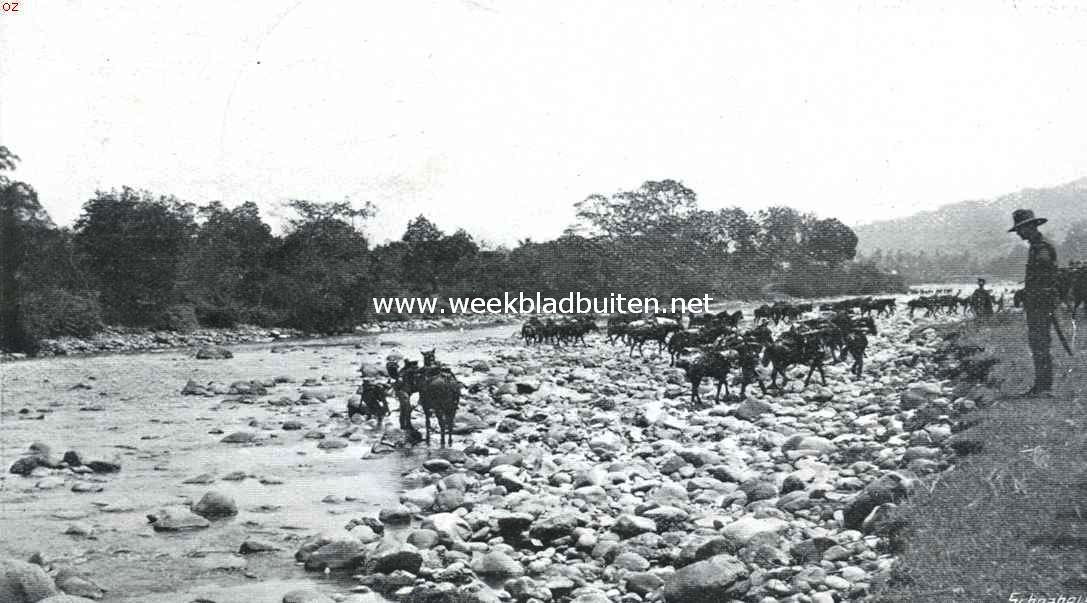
[{"x1": 0, "y1": 324, "x2": 516, "y2": 602}]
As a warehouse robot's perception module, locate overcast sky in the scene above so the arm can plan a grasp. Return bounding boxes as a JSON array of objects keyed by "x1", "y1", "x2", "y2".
[{"x1": 2, "y1": 1, "x2": 1087, "y2": 246}]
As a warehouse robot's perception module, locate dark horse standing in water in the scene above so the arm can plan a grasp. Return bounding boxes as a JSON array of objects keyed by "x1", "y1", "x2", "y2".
[{"x1": 393, "y1": 352, "x2": 462, "y2": 448}]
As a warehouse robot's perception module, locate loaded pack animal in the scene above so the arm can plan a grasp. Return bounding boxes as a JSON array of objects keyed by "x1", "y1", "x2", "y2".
[
  {"x1": 606, "y1": 313, "x2": 641, "y2": 344},
  {"x1": 675, "y1": 348, "x2": 738, "y2": 406},
  {"x1": 716, "y1": 309, "x2": 744, "y2": 328},
  {"x1": 1012, "y1": 288, "x2": 1025, "y2": 308},
  {"x1": 722, "y1": 333, "x2": 768, "y2": 400},
  {"x1": 557, "y1": 316, "x2": 598, "y2": 345},
  {"x1": 675, "y1": 333, "x2": 767, "y2": 405},
  {"x1": 688, "y1": 309, "x2": 742, "y2": 329},
  {"x1": 522, "y1": 316, "x2": 598, "y2": 346},
  {"x1": 761, "y1": 326, "x2": 829, "y2": 388},
  {"x1": 1058, "y1": 265, "x2": 1087, "y2": 318},
  {"x1": 778, "y1": 302, "x2": 812, "y2": 323},
  {"x1": 797, "y1": 313, "x2": 877, "y2": 379},
  {"x1": 906, "y1": 297, "x2": 929, "y2": 318},
  {"x1": 906, "y1": 294, "x2": 963, "y2": 318},
  {"x1": 688, "y1": 312, "x2": 715, "y2": 328},
  {"x1": 753, "y1": 304, "x2": 774, "y2": 324},
  {"x1": 398, "y1": 352, "x2": 462, "y2": 448},
  {"x1": 349, "y1": 380, "x2": 391, "y2": 425},
  {"x1": 521, "y1": 317, "x2": 543, "y2": 344},
  {"x1": 666, "y1": 321, "x2": 736, "y2": 366},
  {"x1": 838, "y1": 314, "x2": 878, "y2": 378},
  {"x1": 625, "y1": 318, "x2": 681, "y2": 357},
  {"x1": 860, "y1": 298, "x2": 896, "y2": 317}
]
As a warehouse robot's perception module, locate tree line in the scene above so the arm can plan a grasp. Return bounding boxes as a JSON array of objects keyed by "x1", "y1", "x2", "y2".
[{"x1": 0, "y1": 147, "x2": 904, "y2": 353}]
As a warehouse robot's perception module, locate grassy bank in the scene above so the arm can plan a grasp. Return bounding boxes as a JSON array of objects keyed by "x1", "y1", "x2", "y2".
[{"x1": 880, "y1": 310, "x2": 1087, "y2": 601}]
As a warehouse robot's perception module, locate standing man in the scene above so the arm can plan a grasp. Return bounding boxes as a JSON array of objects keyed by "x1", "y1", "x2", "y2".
[
  {"x1": 970, "y1": 278, "x2": 994, "y2": 317},
  {"x1": 1009, "y1": 209, "x2": 1058, "y2": 396}
]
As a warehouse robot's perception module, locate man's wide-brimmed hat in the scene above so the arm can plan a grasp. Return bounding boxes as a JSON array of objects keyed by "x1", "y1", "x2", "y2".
[{"x1": 1008, "y1": 208, "x2": 1047, "y2": 232}]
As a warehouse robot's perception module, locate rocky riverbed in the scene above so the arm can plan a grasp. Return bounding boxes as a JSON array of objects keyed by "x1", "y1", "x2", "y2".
[
  {"x1": 1, "y1": 303, "x2": 989, "y2": 602},
  {"x1": 12, "y1": 315, "x2": 519, "y2": 359}
]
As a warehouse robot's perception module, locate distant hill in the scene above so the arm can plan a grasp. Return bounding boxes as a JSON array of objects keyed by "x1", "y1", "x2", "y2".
[{"x1": 854, "y1": 177, "x2": 1087, "y2": 258}]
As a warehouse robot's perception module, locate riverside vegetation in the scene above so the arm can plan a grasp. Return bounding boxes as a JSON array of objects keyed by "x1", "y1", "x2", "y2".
[{"x1": 0, "y1": 145, "x2": 904, "y2": 356}]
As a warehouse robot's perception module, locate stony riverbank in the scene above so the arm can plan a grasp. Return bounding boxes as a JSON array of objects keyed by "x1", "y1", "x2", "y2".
[
  {"x1": 6, "y1": 315, "x2": 520, "y2": 360},
  {"x1": 2, "y1": 309, "x2": 981, "y2": 603},
  {"x1": 283, "y1": 311, "x2": 976, "y2": 602}
]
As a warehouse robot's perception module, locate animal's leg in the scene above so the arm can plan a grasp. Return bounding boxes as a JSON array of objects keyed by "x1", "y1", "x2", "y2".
[
  {"x1": 398, "y1": 394, "x2": 412, "y2": 431},
  {"x1": 818, "y1": 364, "x2": 827, "y2": 386},
  {"x1": 804, "y1": 364, "x2": 816, "y2": 387}
]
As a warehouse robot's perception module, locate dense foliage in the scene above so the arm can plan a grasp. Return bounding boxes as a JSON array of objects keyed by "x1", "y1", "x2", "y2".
[{"x1": 0, "y1": 150, "x2": 904, "y2": 352}]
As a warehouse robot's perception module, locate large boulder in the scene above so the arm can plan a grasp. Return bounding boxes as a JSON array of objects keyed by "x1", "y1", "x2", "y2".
[
  {"x1": 53, "y1": 568, "x2": 105, "y2": 599},
  {"x1": 192, "y1": 491, "x2": 238, "y2": 518},
  {"x1": 529, "y1": 514, "x2": 579, "y2": 543},
  {"x1": 400, "y1": 485, "x2": 438, "y2": 510},
  {"x1": 195, "y1": 345, "x2": 233, "y2": 359},
  {"x1": 419, "y1": 513, "x2": 471, "y2": 544},
  {"x1": 9, "y1": 456, "x2": 46, "y2": 476},
  {"x1": 365, "y1": 538, "x2": 422, "y2": 575},
  {"x1": 661, "y1": 554, "x2": 748, "y2": 603},
  {"x1": 782, "y1": 434, "x2": 837, "y2": 455},
  {"x1": 282, "y1": 590, "x2": 336, "y2": 603},
  {"x1": 720, "y1": 515, "x2": 788, "y2": 548},
  {"x1": 843, "y1": 472, "x2": 914, "y2": 530},
  {"x1": 296, "y1": 531, "x2": 366, "y2": 571},
  {"x1": 220, "y1": 431, "x2": 259, "y2": 444},
  {"x1": 0, "y1": 558, "x2": 59, "y2": 602},
  {"x1": 613, "y1": 514, "x2": 658, "y2": 538},
  {"x1": 471, "y1": 551, "x2": 525, "y2": 578},
  {"x1": 148, "y1": 507, "x2": 211, "y2": 531}
]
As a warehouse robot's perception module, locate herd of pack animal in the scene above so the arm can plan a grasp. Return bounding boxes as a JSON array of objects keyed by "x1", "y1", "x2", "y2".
[
  {"x1": 589, "y1": 299, "x2": 885, "y2": 407},
  {"x1": 908, "y1": 265, "x2": 1087, "y2": 319},
  {"x1": 349, "y1": 268, "x2": 1087, "y2": 448}
]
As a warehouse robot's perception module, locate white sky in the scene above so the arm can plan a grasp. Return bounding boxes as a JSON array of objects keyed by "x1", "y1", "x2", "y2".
[{"x1": 2, "y1": 1, "x2": 1087, "y2": 246}]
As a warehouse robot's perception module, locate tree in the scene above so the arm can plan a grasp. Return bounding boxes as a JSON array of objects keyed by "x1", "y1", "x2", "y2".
[
  {"x1": 1, "y1": 147, "x2": 36, "y2": 351},
  {"x1": 805, "y1": 217, "x2": 859, "y2": 264},
  {"x1": 401, "y1": 215, "x2": 445, "y2": 294},
  {"x1": 74, "y1": 188, "x2": 196, "y2": 324},
  {"x1": 402, "y1": 215, "x2": 444, "y2": 244},
  {"x1": 398, "y1": 216, "x2": 481, "y2": 295},
  {"x1": 175, "y1": 201, "x2": 275, "y2": 326},
  {"x1": 574, "y1": 180, "x2": 698, "y2": 239},
  {"x1": 755, "y1": 206, "x2": 806, "y2": 271},
  {"x1": 266, "y1": 200, "x2": 372, "y2": 332},
  {"x1": 285, "y1": 199, "x2": 375, "y2": 231}
]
